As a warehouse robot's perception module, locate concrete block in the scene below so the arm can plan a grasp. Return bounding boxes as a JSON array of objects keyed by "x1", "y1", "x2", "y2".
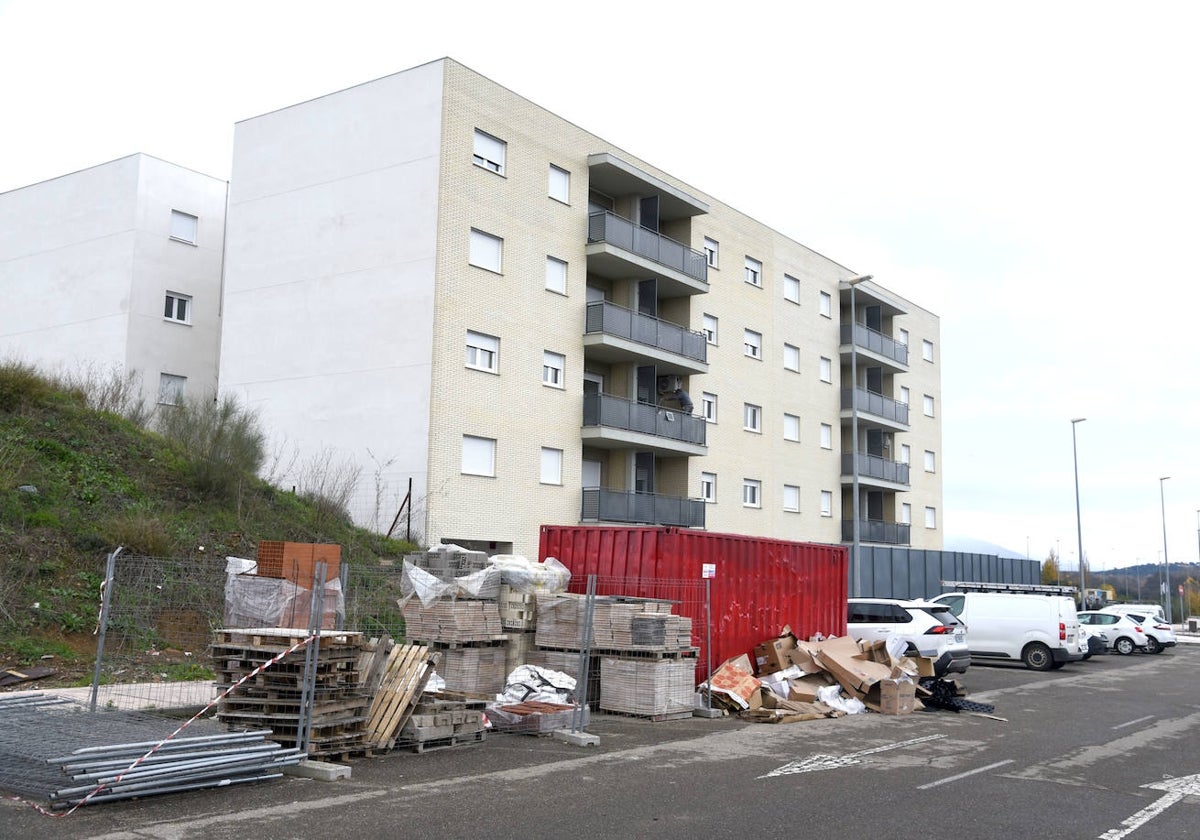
[{"x1": 283, "y1": 759, "x2": 351, "y2": 781}]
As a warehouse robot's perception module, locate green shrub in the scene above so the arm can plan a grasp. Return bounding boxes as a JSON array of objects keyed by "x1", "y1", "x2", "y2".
[
  {"x1": 155, "y1": 394, "x2": 266, "y2": 498},
  {"x1": 102, "y1": 509, "x2": 176, "y2": 557},
  {"x1": 0, "y1": 360, "x2": 52, "y2": 412}
]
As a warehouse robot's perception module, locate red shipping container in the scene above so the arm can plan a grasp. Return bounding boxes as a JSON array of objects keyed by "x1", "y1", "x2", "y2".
[{"x1": 538, "y1": 525, "x2": 847, "y2": 682}]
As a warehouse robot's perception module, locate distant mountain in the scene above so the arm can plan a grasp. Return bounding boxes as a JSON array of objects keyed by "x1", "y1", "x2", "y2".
[{"x1": 943, "y1": 535, "x2": 1028, "y2": 559}]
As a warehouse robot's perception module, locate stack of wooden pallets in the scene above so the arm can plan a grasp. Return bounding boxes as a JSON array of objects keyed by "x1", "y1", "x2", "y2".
[{"x1": 213, "y1": 628, "x2": 373, "y2": 758}]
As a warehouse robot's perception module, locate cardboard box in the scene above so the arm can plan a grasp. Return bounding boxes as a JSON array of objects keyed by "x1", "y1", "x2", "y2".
[
  {"x1": 815, "y1": 643, "x2": 896, "y2": 697},
  {"x1": 787, "y1": 672, "x2": 835, "y2": 703},
  {"x1": 708, "y1": 658, "x2": 763, "y2": 710},
  {"x1": 753, "y1": 634, "x2": 797, "y2": 676},
  {"x1": 874, "y1": 677, "x2": 916, "y2": 715}
]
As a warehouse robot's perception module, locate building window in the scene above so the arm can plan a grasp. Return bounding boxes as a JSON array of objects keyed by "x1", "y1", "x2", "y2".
[
  {"x1": 700, "y1": 472, "x2": 717, "y2": 503},
  {"x1": 783, "y1": 343, "x2": 799, "y2": 372},
  {"x1": 469, "y1": 229, "x2": 503, "y2": 273},
  {"x1": 820, "y1": 423, "x2": 832, "y2": 449},
  {"x1": 744, "y1": 256, "x2": 762, "y2": 287},
  {"x1": 899, "y1": 386, "x2": 910, "y2": 405},
  {"x1": 783, "y1": 484, "x2": 800, "y2": 513},
  {"x1": 783, "y1": 274, "x2": 800, "y2": 304},
  {"x1": 158, "y1": 373, "x2": 186, "y2": 406},
  {"x1": 923, "y1": 395, "x2": 935, "y2": 417},
  {"x1": 701, "y1": 392, "x2": 717, "y2": 423},
  {"x1": 743, "y1": 479, "x2": 761, "y2": 508},
  {"x1": 164, "y1": 292, "x2": 191, "y2": 324},
  {"x1": 465, "y1": 330, "x2": 499, "y2": 373},
  {"x1": 170, "y1": 210, "x2": 197, "y2": 244},
  {"x1": 922, "y1": 339, "x2": 934, "y2": 362},
  {"x1": 462, "y1": 435, "x2": 496, "y2": 476},
  {"x1": 900, "y1": 444, "x2": 911, "y2": 464},
  {"x1": 545, "y1": 257, "x2": 567, "y2": 294},
  {"x1": 549, "y1": 165, "x2": 570, "y2": 203},
  {"x1": 543, "y1": 351, "x2": 565, "y2": 388},
  {"x1": 925, "y1": 506, "x2": 937, "y2": 529},
  {"x1": 783, "y1": 413, "x2": 800, "y2": 442},
  {"x1": 744, "y1": 329, "x2": 762, "y2": 359},
  {"x1": 819, "y1": 356, "x2": 832, "y2": 382},
  {"x1": 899, "y1": 328, "x2": 909, "y2": 346},
  {"x1": 901, "y1": 503, "x2": 912, "y2": 525},
  {"x1": 820, "y1": 490, "x2": 833, "y2": 517},
  {"x1": 473, "y1": 129, "x2": 505, "y2": 174},
  {"x1": 540, "y1": 447, "x2": 563, "y2": 485},
  {"x1": 819, "y1": 290, "x2": 832, "y2": 318},
  {"x1": 924, "y1": 450, "x2": 936, "y2": 472},
  {"x1": 704, "y1": 238, "x2": 719, "y2": 268},
  {"x1": 702, "y1": 314, "x2": 718, "y2": 345},
  {"x1": 743, "y1": 403, "x2": 761, "y2": 433}
]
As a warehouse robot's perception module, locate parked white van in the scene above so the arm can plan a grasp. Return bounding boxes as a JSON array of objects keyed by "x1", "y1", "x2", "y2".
[{"x1": 930, "y1": 592, "x2": 1084, "y2": 671}]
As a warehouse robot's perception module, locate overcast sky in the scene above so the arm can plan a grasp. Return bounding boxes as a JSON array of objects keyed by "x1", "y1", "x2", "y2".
[{"x1": 3, "y1": 0, "x2": 1198, "y2": 574}]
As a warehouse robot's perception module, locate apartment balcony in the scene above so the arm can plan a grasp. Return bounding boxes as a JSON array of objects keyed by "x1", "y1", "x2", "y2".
[
  {"x1": 840, "y1": 322, "x2": 909, "y2": 372},
  {"x1": 841, "y1": 453, "x2": 911, "y2": 490},
  {"x1": 583, "y1": 300, "x2": 708, "y2": 374},
  {"x1": 841, "y1": 519, "x2": 911, "y2": 546},
  {"x1": 586, "y1": 211, "x2": 709, "y2": 297},
  {"x1": 581, "y1": 487, "x2": 706, "y2": 528},
  {"x1": 582, "y1": 393, "x2": 707, "y2": 456},
  {"x1": 840, "y1": 388, "x2": 910, "y2": 432}
]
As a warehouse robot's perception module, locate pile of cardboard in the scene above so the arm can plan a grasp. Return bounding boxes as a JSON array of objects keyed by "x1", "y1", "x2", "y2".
[{"x1": 703, "y1": 630, "x2": 928, "y2": 723}]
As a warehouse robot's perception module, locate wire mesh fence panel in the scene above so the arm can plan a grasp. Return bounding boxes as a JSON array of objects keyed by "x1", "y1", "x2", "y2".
[
  {"x1": 341, "y1": 562, "x2": 409, "y2": 641},
  {"x1": 90, "y1": 553, "x2": 228, "y2": 713}
]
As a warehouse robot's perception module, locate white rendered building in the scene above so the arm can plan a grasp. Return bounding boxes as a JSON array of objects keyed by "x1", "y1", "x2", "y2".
[
  {"x1": 217, "y1": 58, "x2": 942, "y2": 559},
  {"x1": 0, "y1": 154, "x2": 228, "y2": 410}
]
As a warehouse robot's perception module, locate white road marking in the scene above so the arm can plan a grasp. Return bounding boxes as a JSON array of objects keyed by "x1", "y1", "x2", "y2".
[
  {"x1": 759, "y1": 734, "x2": 945, "y2": 779},
  {"x1": 916, "y1": 759, "x2": 1014, "y2": 790},
  {"x1": 1111, "y1": 715, "x2": 1155, "y2": 730},
  {"x1": 1099, "y1": 773, "x2": 1200, "y2": 840}
]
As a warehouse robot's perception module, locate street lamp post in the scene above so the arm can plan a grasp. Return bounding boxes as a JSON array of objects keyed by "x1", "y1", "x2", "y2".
[
  {"x1": 1071, "y1": 418, "x2": 1086, "y2": 607},
  {"x1": 846, "y1": 274, "x2": 872, "y2": 598},
  {"x1": 1160, "y1": 476, "x2": 1171, "y2": 624}
]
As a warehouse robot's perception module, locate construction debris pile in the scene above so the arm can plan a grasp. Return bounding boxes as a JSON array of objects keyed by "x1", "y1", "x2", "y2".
[{"x1": 701, "y1": 629, "x2": 992, "y2": 721}]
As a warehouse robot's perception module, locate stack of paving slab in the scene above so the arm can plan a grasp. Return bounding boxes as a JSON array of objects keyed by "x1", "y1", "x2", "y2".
[
  {"x1": 401, "y1": 599, "x2": 508, "y2": 695},
  {"x1": 533, "y1": 593, "x2": 698, "y2": 719}
]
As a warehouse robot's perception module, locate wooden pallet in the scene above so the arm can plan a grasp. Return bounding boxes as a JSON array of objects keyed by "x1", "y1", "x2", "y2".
[{"x1": 362, "y1": 644, "x2": 440, "y2": 750}]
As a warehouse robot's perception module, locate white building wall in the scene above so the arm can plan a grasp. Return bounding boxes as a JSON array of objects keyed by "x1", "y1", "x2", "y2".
[
  {"x1": 220, "y1": 61, "x2": 445, "y2": 535},
  {"x1": 0, "y1": 154, "x2": 226, "y2": 409}
]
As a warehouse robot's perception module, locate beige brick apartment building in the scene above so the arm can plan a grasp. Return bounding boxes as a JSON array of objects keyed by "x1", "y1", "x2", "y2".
[{"x1": 218, "y1": 58, "x2": 942, "y2": 560}]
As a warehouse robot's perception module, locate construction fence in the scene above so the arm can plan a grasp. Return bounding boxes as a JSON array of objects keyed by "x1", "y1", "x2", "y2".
[{"x1": 0, "y1": 547, "x2": 718, "y2": 807}]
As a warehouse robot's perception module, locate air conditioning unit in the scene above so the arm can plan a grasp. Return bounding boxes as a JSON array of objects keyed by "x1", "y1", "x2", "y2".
[{"x1": 656, "y1": 374, "x2": 682, "y2": 394}]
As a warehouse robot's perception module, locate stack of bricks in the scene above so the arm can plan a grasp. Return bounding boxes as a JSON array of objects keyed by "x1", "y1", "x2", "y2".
[
  {"x1": 402, "y1": 598, "x2": 508, "y2": 695},
  {"x1": 599, "y1": 656, "x2": 695, "y2": 720},
  {"x1": 534, "y1": 593, "x2": 695, "y2": 654}
]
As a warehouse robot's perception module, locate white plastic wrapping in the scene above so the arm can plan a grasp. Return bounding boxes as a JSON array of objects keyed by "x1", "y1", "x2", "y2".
[
  {"x1": 817, "y1": 684, "x2": 866, "y2": 715},
  {"x1": 488, "y1": 555, "x2": 571, "y2": 594},
  {"x1": 495, "y1": 664, "x2": 577, "y2": 705},
  {"x1": 400, "y1": 560, "x2": 454, "y2": 607},
  {"x1": 454, "y1": 565, "x2": 501, "y2": 599}
]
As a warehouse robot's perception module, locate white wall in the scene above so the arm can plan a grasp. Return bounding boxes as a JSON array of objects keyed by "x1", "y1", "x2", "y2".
[
  {"x1": 0, "y1": 154, "x2": 226, "y2": 409},
  {"x1": 220, "y1": 61, "x2": 445, "y2": 534}
]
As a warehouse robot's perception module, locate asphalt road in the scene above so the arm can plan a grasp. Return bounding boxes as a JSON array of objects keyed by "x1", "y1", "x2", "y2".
[{"x1": 5, "y1": 646, "x2": 1199, "y2": 840}]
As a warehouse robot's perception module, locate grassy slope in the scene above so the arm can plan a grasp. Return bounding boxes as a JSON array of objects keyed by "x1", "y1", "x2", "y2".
[{"x1": 0, "y1": 365, "x2": 417, "y2": 674}]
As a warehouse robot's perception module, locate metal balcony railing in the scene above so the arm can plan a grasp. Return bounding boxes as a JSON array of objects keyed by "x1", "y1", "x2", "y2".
[
  {"x1": 841, "y1": 322, "x2": 909, "y2": 366},
  {"x1": 583, "y1": 393, "x2": 706, "y2": 446},
  {"x1": 841, "y1": 519, "x2": 912, "y2": 546},
  {"x1": 841, "y1": 388, "x2": 911, "y2": 425},
  {"x1": 841, "y1": 453, "x2": 911, "y2": 485},
  {"x1": 587, "y1": 211, "x2": 708, "y2": 283},
  {"x1": 585, "y1": 301, "x2": 707, "y2": 363},
  {"x1": 581, "y1": 488, "x2": 706, "y2": 528}
]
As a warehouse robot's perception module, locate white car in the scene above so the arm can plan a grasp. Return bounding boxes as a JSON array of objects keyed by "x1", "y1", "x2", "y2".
[
  {"x1": 1113, "y1": 611, "x2": 1177, "y2": 654},
  {"x1": 1077, "y1": 611, "x2": 1148, "y2": 655},
  {"x1": 846, "y1": 598, "x2": 970, "y2": 676}
]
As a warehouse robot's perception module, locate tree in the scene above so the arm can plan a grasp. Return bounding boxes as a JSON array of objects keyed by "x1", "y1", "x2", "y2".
[{"x1": 1042, "y1": 549, "x2": 1060, "y2": 586}]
